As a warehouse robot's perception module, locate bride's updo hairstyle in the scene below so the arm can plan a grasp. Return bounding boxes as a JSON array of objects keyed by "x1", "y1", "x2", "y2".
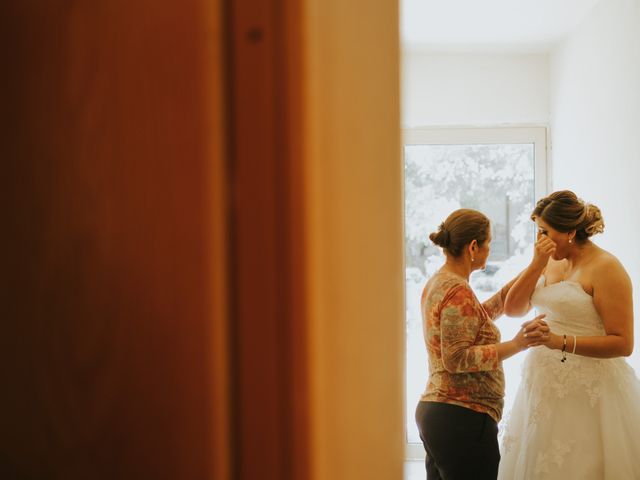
[
  {"x1": 429, "y1": 209, "x2": 490, "y2": 257},
  {"x1": 531, "y1": 190, "x2": 605, "y2": 242}
]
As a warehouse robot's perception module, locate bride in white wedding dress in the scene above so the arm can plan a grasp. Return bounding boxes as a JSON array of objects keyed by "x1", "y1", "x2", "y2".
[{"x1": 498, "y1": 191, "x2": 640, "y2": 480}]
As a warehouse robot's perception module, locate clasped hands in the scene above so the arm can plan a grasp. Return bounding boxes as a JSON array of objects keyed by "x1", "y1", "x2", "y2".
[{"x1": 514, "y1": 314, "x2": 552, "y2": 350}]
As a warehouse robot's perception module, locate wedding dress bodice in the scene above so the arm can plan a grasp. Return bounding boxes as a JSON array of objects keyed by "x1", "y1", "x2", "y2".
[
  {"x1": 530, "y1": 279, "x2": 606, "y2": 337},
  {"x1": 523, "y1": 278, "x2": 626, "y2": 406}
]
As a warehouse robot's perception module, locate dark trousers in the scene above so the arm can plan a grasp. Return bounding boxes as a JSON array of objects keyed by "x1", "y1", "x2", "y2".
[{"x1": 415, "y1": 401, "x2": 500, "y2": 480}]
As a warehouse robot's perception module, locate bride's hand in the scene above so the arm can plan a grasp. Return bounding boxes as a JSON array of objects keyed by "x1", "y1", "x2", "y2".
[
  {"x1": 513, "y1": 314, "x2": 548, "y2": 350},
  {"x1": 521, "y1": 315, "x2": 552, "y2": 347},
  {"x1": 532, "y1": 331, "x2": 563, "y2": 350},
  {"x1": 532, "y1": 232, "x2": 556, "y2": 269}
]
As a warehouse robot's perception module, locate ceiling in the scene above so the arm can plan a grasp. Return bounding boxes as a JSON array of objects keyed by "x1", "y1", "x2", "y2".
[{"x1": 401, "y1": 0, "x2": 603, "y2": 52}]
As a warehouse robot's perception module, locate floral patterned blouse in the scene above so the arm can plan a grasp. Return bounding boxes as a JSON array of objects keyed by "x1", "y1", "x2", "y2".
[{"x1": 419, "y1": 271, "x2": 506, "y2": 422}]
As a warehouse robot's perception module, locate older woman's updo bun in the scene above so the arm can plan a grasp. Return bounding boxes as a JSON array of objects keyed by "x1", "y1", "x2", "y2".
[
  {"x1": 429, "y1": 223, "x2": 451, "y2": 248},
  {"x1": 429, "y1": 209, "x2": 490, "y2": 257},
  {"x1": 531, "y1": 190, "x2": 605, "y2": 241}
]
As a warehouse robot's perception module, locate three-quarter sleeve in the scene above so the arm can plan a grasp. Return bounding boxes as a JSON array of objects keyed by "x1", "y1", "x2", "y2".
[
  {"x1": 481, "y1": 290, "x2": 504, "y2": 321},
  {"x1": 440, "y1": 285, "x2": 499, "y2": 373}
]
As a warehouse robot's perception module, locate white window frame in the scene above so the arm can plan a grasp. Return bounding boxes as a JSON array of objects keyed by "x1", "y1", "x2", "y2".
[{"x1": 403, "y1": 126, "x2": 549, "y2": 461}]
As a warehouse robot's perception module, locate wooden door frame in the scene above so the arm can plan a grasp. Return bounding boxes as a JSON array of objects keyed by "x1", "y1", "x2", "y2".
[{"x1": 223, "y1": 0, "x2": 309, "y2": 478}]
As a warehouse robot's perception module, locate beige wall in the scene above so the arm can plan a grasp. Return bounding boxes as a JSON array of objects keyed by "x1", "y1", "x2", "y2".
[
  {"x1": 550, "y1": 0, "x2": 640, "y2": 370},
  {"x1": 304, "y1": 0, "x2": 405, "y2": 478},
  {"x1": 403, "y1": 51, "x2": 550, "y2": 127}
]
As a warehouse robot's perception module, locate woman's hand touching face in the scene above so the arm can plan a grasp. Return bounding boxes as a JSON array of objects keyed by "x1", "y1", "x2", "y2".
[{"x1": 532, "y1": 230, "x2": 556, "y2": 268}]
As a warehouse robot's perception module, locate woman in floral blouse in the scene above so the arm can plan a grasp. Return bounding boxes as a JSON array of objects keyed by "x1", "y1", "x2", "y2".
[{"x1": 415, "y1": 209, "x2": 548, "y2": 479}]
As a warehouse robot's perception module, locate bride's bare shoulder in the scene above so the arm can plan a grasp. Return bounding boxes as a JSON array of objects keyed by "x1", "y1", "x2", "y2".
[{"x1": 591, "y1": 248, "x2": 630, "y2": 283}]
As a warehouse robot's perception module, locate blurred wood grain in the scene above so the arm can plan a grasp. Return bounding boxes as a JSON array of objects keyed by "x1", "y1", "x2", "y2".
[{"x1": 0, "y1": 2, "x2": 226, "y2": 478}]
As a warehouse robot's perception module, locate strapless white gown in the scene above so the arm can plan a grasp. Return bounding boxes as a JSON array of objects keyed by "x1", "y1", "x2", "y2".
[{"x1": 498, "y1": 279, "x2": 640, "y2": 479}]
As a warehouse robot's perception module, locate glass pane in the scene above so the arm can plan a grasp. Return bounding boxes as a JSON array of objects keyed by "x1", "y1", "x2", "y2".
[{"x1": 405, "y1": 143, "x2": 537, "y2": 445}]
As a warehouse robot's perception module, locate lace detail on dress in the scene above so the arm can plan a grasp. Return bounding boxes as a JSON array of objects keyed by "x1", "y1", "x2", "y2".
[
  {"x1": 501, "y1": 432, "x2": 516, "y2": 454},
  {"x1": 499, "y1": 410, "x2": 515, "y2": 453},
  {"x1": 498, "y1": 280, "x2": 640, "y2": 480},
  {"x1": 523, "y1": 348, "x2": 607, "y2": 407},
  {"x1": 534, "y1": 439, "x2": 576, "y2": 475}
]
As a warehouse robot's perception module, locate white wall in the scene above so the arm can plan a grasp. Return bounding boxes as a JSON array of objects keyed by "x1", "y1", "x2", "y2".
[
  {"x1": 549, "y1": 0, "x2": 640, "y2": 367},
  {"x1": 402, "y1": 51, "x2": 549, "y2": 127}
]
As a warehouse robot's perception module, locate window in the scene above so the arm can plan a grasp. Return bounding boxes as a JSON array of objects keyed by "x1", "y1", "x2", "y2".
[{"x1": 404, "y1": 127, "x2": 548, "y2": 460}]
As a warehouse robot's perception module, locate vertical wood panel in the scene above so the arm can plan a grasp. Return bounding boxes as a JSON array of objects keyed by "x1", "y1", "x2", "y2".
[
  {"x1": 226, "y1": 0, "x2": 309, "y2": 477},
  {"x1": 207, "y1": 0, "x2": 232, "y2": 477},
  {"x1": 0, "y1": 2, "x2": 224, "y2": 478}
]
